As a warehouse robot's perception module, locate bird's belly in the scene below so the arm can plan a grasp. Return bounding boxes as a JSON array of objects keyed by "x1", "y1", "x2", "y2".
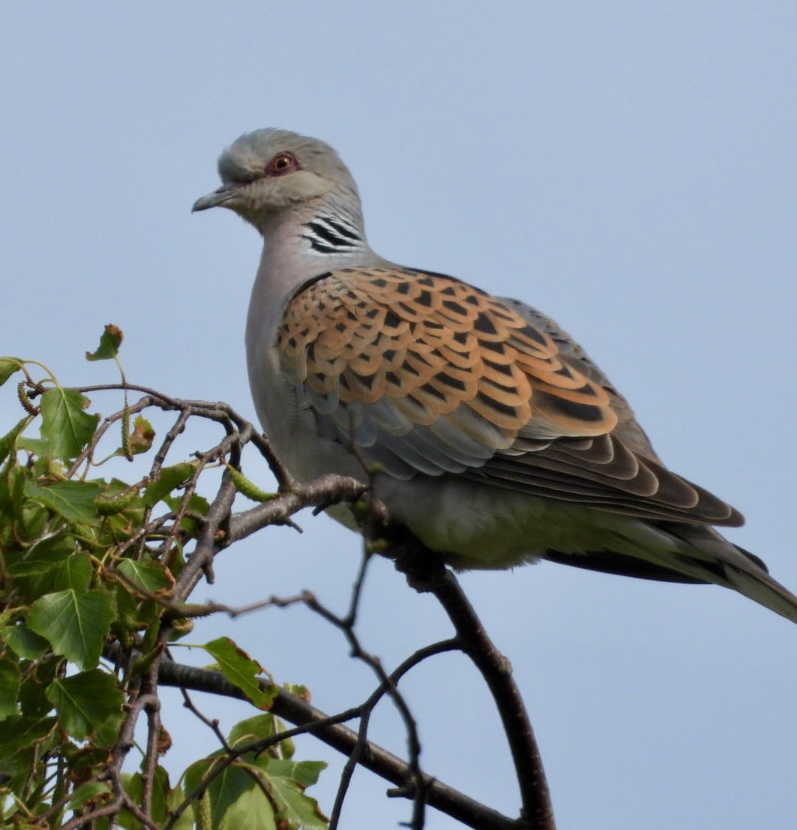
[{"x1": 377, "y1": 474, "x2": 667, "y2": 571}]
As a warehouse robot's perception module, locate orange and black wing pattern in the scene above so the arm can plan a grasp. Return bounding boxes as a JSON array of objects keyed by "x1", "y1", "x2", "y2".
[{"x1": 276, "y1": 266, "x2": 741, "y2": 526}]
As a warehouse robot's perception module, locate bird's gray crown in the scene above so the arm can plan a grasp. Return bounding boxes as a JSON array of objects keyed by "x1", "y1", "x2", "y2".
[{"x1": 217, "y1": 128, "x2": 356, "y2": 192}]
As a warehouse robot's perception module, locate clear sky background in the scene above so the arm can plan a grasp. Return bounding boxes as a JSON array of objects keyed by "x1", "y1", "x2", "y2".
[{"x1": 2, "y1": 3, "x2": 795, "y2": 829}]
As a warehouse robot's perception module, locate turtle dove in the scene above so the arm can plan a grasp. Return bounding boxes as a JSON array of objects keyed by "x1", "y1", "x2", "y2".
[{"x1": 194, "y1": 128, "x2": 797, "y2": 623}]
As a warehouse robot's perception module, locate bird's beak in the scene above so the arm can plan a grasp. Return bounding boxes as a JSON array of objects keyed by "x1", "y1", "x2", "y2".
[{"x1": 192, "y1": 184, "x2": 239, "y2": 212}]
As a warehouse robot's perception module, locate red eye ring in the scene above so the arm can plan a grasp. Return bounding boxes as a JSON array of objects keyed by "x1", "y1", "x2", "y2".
[{"x1": 268, "y1": 153, "x2": 298, "y2": 175}]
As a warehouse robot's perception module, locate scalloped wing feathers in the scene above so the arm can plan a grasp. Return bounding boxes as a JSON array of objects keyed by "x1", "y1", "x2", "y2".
[{"x1": 276, "y1": 266, "x2": 742, "y2": 527}]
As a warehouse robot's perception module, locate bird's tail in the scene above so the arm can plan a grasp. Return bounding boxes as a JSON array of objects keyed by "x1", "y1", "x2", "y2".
[
  {"x1": 654, "y1": 524, "x2": 797, "y2": 624},
  {"x1": 546, "y1": 521, "x2": 797, "y2": 624}
]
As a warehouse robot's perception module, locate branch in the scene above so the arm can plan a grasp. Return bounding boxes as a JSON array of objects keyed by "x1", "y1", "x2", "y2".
[
  {"x1": 389, "y1": 540, "x2": 555, "y2": 830},
  {"x1": 227, "y1": 473, "x2": 369, "y2": 542},
  {"x1": 157, "y1": 661, "x2": 520, "y2": 830}
]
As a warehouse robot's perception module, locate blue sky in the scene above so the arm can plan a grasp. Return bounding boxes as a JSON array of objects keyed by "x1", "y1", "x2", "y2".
[{"x1": 2, "y1": 3, "x2": 795, "y2": 828}]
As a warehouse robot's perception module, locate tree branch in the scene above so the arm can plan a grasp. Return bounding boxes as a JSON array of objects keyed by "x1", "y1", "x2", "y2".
[
  {"x1": 226, "y1": 473, "x2": 369, "y2": 542},
  {"x1": 388, "y1": 540, "x2": 555, "y2": 830},
  {"x1": 157, "y1": 660, "x2": 521, "y2": 830}
]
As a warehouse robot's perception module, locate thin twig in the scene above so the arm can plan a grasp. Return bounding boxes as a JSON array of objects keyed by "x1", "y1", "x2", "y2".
[
  {"x1": 180, "y1": 687, "x2": 233, "y2": 750},
  {"x1": 300, "y1": 590, "x2": 427, "y2": 827}
]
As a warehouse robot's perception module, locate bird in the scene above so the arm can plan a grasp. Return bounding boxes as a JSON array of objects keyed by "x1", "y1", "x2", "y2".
[{"x1": 193, "y1": 128, "x2": 797, "y2": 623}]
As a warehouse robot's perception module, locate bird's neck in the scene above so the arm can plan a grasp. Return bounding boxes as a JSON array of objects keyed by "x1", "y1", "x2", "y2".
[
  {"x1": 257, "y1": 197, "x2": 384, "y2": 290},
  {"x1": 297, "y1": 205, "x2": 369, "y2": 257},
  {"x1": 248, "y1": 199, "x2": 386, "y2": 344}
]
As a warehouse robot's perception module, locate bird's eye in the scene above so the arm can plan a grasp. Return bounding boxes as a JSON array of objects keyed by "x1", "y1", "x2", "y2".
[{"x1": 268, "y1": 153, "x2": 298, "y2": 175}]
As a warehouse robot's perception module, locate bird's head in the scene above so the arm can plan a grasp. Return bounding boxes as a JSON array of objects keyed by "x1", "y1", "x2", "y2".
[{"x1": 192, "y1": 128, "x2": 360, "y2": 232}]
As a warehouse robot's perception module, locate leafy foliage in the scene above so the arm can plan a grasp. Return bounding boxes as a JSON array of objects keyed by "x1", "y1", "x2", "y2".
[
  {"x1": 0, "y1": 329, "x2": 328, "y2": 829},
  {"x1": 183, "y1": 715, "x2": 328, "y2": 830}
]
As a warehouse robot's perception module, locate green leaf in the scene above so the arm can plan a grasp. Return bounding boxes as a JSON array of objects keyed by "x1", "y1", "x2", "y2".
[
  {"x1": 182, "y1": 757, "x2": 212, "y2": 805},
  {"x1": 39, "y1": 386, "x2": 99, "y2": 460},
  {"x1": 198, "y1": 757, "x2": 329, "y2": 830},
  {"x1": 267, "y1": 758, "x2": 326, "y2": 790},
  {"x1": 202, "y1": 637, "x2": 276, "y2": 709},
  {"x1": 142, "y1": 462, "x2": 195, "y2": 508},
  {"x1": 219, "y1": 769, "x2": 278, "y2": 830},
  {"x1": 185, "y1": 717, "x2": 327, "y2": 829},
  {"x1": 116, "y1": 555, "x2": 175, "y2": 596},
  {"x1": 227, "y1": 713, "x2": 296, "y2": 760},
  {"x1": 69, "y1": 780, "x2": 112, "y2": 810},
  {"x1": 228, "y1": 713, "x2": 278, "y2": 747},
  {"x1": 2, "y1": 622, "x2": 50, "y2": 659},
  {"x1": 0, "y1": 715, "x2": 56, "y2": 765},
  {"x1": 46, "y1": 669, "x2": 124, "y2": 745},
  {"x1": 60, "y1": 744, "x2": 110, "y2": 782},
  {"x1": 118, "y1": 766, "x2": 193, "y2": 830},
  {"x1": 53, "y1": 552, "x2": 92, "y2": 592},
  {"x1": 266, "y1": 759, "x2": 329, "y2": 830},
  {"x1": 112, "y1": 581, "x2": 151, "y2": 637},
  {"x1": 0, "y1": 415, "x2": 32, "y2": 465},
  {"x1": 0, "y1": 658, "x2": 21, "y2": 720},
  {"x1": 5, "y1": 534, "x2": 76, "y2": 597},
  {"x1": 18, "y1": 658, "x2": 60, "y2": 718},
  {"x1": 165, "y1": 491, "x2": 210, "y2": 516},
  {"x1": 215, "y1": 736, "x2": 327, "y2": 830},
  {"x1": 28, "y1": 589, "x2": 113, "y2": 670},
  {"x1": 0, "y1": 356, "x2": 25, "y2": 387},
  {"x1": 24, "y1": 478, "x2": 104, "y2": 525},
  {"x1": 85, "y1": 324, "x2": 124, "y2": 361},
  {"x1": 164, "y1": 491, "x2": 210, "y2": 537},
  {"x1": 15, "y1": 500, "x2": 49, "y2": 543},
  {"x1": 15, "y1": 435, "x2": 50, "y2": 456},
  {"x1": 185, "y1": 760, "x2": 277, "y2": 830}
]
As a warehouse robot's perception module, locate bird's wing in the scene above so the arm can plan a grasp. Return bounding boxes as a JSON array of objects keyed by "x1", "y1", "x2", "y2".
[
  {"x1": 277, "y1": 266, "x2": 742, "y2": 526},
  {"x1": 497, "y1": 296, "x2": 660, "y2": 459}
]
